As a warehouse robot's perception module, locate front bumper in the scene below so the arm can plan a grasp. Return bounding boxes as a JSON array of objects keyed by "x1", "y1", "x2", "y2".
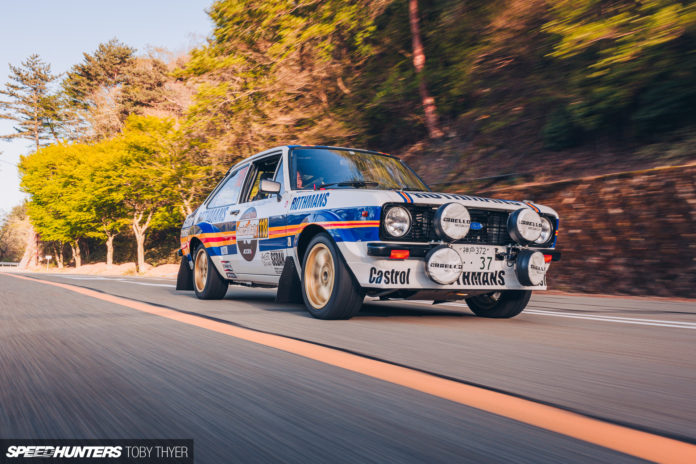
[
  {"x1": 339, "y1": 242, "x2": 557, "y2": 291},
  {"x1": 366, "y1": 242, "x2": 561, "y2": 262}
]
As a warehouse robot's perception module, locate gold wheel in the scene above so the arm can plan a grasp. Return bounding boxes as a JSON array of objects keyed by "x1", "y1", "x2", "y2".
[
  {"x1": 194, "y1": 247, "x2": 208, "y2": 293},
  {"x1": 304, "y1": 243, "x2": 335, "y2": 310}
]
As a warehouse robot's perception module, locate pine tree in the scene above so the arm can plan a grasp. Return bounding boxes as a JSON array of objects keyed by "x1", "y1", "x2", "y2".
[
  {"x1": 0, "y1": 54, "x2": 61, "y2": 151},
  {"x1": 63, "y1": 39, "x2": 168, "y2": 139},
  {"x1": 63, "y1": 39, "x2": 136, "y2": 108}
]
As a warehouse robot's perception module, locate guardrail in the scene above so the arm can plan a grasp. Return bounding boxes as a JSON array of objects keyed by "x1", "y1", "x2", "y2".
[{"x1": 0, "y1": 262, "x2": 20, "y2": 267}]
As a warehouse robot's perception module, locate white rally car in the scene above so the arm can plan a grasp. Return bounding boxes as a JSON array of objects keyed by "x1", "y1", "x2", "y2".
[{"x1": 177, "y1": 146, "x2": 560, "y2": 319}]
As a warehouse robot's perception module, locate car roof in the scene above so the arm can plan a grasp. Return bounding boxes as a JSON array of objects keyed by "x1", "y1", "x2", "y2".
[{"x1": 227, "y1": 145, "x2": 395, "y2": 172}]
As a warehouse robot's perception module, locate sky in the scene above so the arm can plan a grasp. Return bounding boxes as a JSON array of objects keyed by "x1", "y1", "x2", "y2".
[{"x1": 0, "y1": 0, "x2": 213, "y2": 215}]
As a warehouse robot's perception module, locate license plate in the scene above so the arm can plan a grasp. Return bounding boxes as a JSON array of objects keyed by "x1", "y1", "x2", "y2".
[{"x1": 458, "y1": 246, "x2": 496, "y2": 272}]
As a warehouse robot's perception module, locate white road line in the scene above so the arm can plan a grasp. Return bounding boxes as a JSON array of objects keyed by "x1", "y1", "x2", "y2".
[
  {"x1": 379, "y1": 300, "x2": 696, "y2": 329},
  {"x1": 523, "y1": 310, "x2": 696, "y2": 329}
]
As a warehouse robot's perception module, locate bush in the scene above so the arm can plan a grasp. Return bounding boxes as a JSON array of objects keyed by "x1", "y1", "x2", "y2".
[{"x1": 542, "y1": 108, "x2": 579, "y2": 151}]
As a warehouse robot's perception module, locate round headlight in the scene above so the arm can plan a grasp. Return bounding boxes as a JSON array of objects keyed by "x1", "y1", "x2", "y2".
[
  {"x1": 425, "y1": 245, "x2": 463, "y2": 285},
  {"x1": 516, "y1": 250, "x2": 546, "y2": 286},
  {"x1": 434, "y1": 203, "x2": 470, "y2": 241},
  {"x1": 534, "y1": 217, "x2": 553, "y2": 245},
  {"x1": 384, "y1": 206, "x2": 411, "y2": 238},
  {"x1": 507, "y1": 208, "x2": 543, "y2": 244}
]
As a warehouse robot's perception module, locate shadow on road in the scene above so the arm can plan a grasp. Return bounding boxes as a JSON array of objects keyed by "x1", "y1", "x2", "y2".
[{"x1": 358, "y1": 302, "x2": 472, "y2": 318}]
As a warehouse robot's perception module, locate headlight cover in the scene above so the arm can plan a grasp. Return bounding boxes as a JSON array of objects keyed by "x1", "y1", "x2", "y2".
[
  {"x1": 434, "y1": 203, "x2": 471, "y2": 241},
  {"x1": 384, "y1": 206, "x2": 411, "y2": 238},
  {"x1": 425, "y1": 245, "x2": 463, "y2": 285},
  {"x1": 534, "y1": 217, "x2": 553, "y2": 245},
  {"x1": 507, "y1": 208, "x2": 543, "y2": 244},
  {"x1": 516, "y1": 250, "x2": 547, "y2": 286}
]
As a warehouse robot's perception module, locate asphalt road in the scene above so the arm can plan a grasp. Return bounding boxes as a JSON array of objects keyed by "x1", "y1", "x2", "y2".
[{"x1": 1, "y1": 271, "x2": 695, "y2": 463}]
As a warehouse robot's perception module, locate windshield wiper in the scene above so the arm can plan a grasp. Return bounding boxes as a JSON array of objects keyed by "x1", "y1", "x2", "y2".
[{"x1": 315, "y1": 181, "x2": 379, "y2": 189}]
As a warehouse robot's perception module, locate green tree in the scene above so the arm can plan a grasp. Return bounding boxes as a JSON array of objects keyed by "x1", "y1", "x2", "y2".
[
  {"x1": 544, "y1": 0, "x2": 696, "y2": 137},
  {"x1": 19, "y1": 143, "x2": 101, "y2": 267},
  {"x1": 0, "y1": 204, "x2": 31, "y2": 262},
  {"x1": 108, "y1": 115, "x2": 208, "y2": 271},
  {"x1": 63, "y1": 39, "x2": 135, "y2": 107},
  {"x1": 178, "y1": 0, "x2": 389, "y2": 163},
  {"x1": 0, "y1": 54, "x2": 62, "y2": 151}
]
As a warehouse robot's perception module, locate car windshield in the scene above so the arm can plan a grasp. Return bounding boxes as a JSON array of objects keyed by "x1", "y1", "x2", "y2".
[{"x1": 290, "y1": 148, "x2": 429, "y2": 191}]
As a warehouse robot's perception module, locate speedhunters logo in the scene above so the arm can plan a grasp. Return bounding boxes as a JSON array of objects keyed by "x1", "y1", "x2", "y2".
[
  {"x1": 5, "y1": 446, "x2": 121, "y2": 459},
  {"x1": 1, "y1": 440, "x2": 192, "y2": 463}
]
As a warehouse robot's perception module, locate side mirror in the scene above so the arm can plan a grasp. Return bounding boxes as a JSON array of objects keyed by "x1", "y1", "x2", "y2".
[{"x1": 260, "y1": 179, "x2": 281, "y2": 196}]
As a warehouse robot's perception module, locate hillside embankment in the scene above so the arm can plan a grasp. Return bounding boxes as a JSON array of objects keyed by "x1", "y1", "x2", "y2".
[{"x1": 475, "y1": 164, "x2": 696, "y2": 298}]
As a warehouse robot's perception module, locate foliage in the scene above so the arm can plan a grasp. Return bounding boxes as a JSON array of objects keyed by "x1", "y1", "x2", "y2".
[
  {"x1": 177, "y1": 0, "x2": 389, "y2": 163},
  {"x1": 0, "y1": 204, "x2": 31, "y2": 262},
  {"x1": 18, "y1": 115, "x2": 208, "y2": 268},
  {"x1": 63, "y1": 39, "x2": 170, "y2": 139},
  {"x1": 0, "y1": 54, "x2": 63, "y2": 150},
  {"x1": 544, "y1": 0, "x2": 696, "y2": 139},
  {"x1": 10, "y1": 0, "x2": 696, "y2": 268}
]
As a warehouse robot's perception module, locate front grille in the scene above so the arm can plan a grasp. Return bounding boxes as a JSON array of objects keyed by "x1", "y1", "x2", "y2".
[{"x1": 380, "y1": 204, "x2": 513, "y2": 246}]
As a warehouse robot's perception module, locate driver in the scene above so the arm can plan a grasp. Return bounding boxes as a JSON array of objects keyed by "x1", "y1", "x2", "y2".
[{"x1": 296, "y1": 170, "x2": 304, "y2": 189}]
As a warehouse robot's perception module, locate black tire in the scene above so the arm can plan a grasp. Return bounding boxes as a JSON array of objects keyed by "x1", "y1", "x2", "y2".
[
  {"x1": 465, "y1": 290, "x2": 531, "y2": 318},
  {"x1": 192, "y1": 244, "x2": 228, "y2": 300},
  {"x1": 301, "y1": 233, "x2": 364, "y2": 319}
]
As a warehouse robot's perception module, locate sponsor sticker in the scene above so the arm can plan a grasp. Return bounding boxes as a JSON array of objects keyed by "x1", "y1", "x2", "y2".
[
  {"x1": 236, "y1": 208, "x2": 271, "y2": 262},
  {"x1": 197, "y1": 207, "x2": 226, "y2": 224},
  {"x1": 261, "y1": 251, "x2": 285, "y2": 275},
  {"x1": 258, "y1": 218, "x2": 269, "y2": 239},
  {"x1": 221, "y1": 260, "x2": 237, "y2": 279},
  {"x1": 289, "y1": 192, "x2": 330, "y2": 211},
  {"x1": 457, "y1": 270, "x2": 506, "y2": 286},
  {"x1": 368, "y1": 267, "x2": 411, "y2": 285}
]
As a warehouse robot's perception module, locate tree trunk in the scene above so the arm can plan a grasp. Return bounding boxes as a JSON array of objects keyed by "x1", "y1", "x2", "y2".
[
  {"x1": 135, "y1": 234, "x2": 146, "y2": 273},
  {"x1": 409, "y1": 0, "x2": 444, "y2": 139},
  {"x1": 106, "y1": 235, "x2": 115, "y2": 267},
  {"x1": 53, "y1": 242, "x2": 64, "y2": 269},
  {"x1": 19, "y1": 228, "x2": 39, "y2": 269},
  {"x1": 182, "y1": 198, "x2": 193, "y2": 217},
  {"x1": 71, "y1": 240, "x2": 82, "y2": 268},
  {"x1": 34, "y1": 92, "x2": 40, "y2": 152},
  {"x1": 132, "y1": 211, "x2": 152, "y2": 273}
]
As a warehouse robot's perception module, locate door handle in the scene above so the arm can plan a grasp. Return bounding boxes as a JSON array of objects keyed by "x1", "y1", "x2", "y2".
[{"x1": 228, "y1": 209, "x2": 240, "y2": 216}]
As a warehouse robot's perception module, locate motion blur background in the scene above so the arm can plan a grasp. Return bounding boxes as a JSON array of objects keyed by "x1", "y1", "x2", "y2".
[{"x1": 1, "y1": 0, "x2": 694, "y2": 296}]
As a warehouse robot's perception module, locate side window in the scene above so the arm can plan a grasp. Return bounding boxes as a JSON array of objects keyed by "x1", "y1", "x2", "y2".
[
  {"x1": 245, "y1": 155, "x2": 280, "y2": 202},
  {"x1": 207, "y1": 165, "x2": 249, "y2": 209}
]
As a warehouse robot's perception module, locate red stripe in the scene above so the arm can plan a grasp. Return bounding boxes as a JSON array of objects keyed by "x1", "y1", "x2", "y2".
[
  {"x1": 201, "y1": 235, "x2": 235, "y2": 243},
  {"x1": 525, "y1": 202, "x2": 540, "y2": 213}
]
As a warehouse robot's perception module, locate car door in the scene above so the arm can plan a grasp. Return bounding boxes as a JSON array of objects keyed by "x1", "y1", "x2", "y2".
[
  {"x1": 231, "y1": 152, "x2": 288, "y2": 281},
  {"x1": 196, "y1": 164, "x2": 250, "y2": 280}
]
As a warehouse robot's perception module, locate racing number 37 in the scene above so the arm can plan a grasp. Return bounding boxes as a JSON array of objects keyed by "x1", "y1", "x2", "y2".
[{"x1": 480, "y1": 256, "x2": 492, "y2": 270}]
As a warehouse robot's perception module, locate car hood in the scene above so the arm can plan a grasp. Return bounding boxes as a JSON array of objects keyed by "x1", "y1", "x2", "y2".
[{"x1": 317, "y1": 189, "x2": 558, "y2": 216}]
